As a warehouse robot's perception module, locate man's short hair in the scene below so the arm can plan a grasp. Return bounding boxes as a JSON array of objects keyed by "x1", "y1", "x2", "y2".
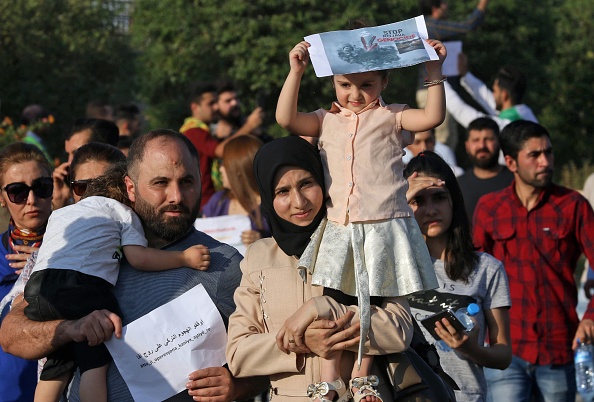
[
  {"x1": 500, "y1": 120, "x2": 550, "y2": 159},
  {"x1": 114, "y1": 103, "x2": 140, "y2": 123},
  {"x1": 21, "y1": 104, "x2": 50, "y2": 125},
  {"x1": 215, "y1": 80, "x2": 236, "y2": 97},
  {"x1": 419, "y1": 0, "x2": 442, "y2": 16},
  {"x1": 466, "y1": 117, "x2": 500, "y2": 140},
  {"x1": 496, "y1": 66, "x2": 527, "y2": 105},
  {"x1": 189, "y1": 83, "x2": 217, "y2": 105},
  {"x1": 126, "y1": 129, "x2": 199, "y2": 182},
  {"x1": 86, "y1": 99, "x2": 113, "y2": 120},
  {"x1": 66, "y1": 118, "x2": 119, "y2": 146},
  {"x1": 117, "y1": 135, "x2": 134, "y2": 150}
]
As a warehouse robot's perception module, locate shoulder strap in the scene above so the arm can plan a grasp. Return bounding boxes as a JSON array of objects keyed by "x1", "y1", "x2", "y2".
[{"x1": 410, "y1": 318, "x2": 460, "y2": 391}]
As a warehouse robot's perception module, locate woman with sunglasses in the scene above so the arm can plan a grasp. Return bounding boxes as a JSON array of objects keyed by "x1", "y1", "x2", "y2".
[
  {"x1": 0, "y1": 143, "x2": 129, "y2": 317},
  {"x1": 0, "y1": 142, "x2": 53, "y2": 402}
]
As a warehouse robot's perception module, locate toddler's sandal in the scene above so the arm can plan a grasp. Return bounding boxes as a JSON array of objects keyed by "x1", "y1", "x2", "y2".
[
  {"x1": 349, "y1": 375, "x2": 383, "y2": 402},
  {"x1": 307, "y1": 378, "x2": 350, "y2": 402}
]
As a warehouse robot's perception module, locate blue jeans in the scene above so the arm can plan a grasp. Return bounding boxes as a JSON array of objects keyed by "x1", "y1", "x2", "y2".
[{"x1": 485, "y1": 355, "x2": 576, "y2": 402}]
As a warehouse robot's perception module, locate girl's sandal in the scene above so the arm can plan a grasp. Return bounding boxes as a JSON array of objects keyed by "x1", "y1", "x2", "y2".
[
  {"x1": 349, "y1": 375, "x2": 383, "y2": 402},
  {"x1": 306, "y1": 378, "x2": 351, "y2": 402}
]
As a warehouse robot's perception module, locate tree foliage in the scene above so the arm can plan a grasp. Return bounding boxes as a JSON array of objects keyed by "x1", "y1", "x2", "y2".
[
  {"x1": 131, "y1": 0, "x2": 420, "y2": 133},
  {"x1": 543, "y1": 0, "x2": 594, "y2": 166},
  {"x1": 1, "y1": 0, "x2": 593, "y2": 168},
  {"x1": 0, "y1": 0, "x2": 136, "y2": 158}
]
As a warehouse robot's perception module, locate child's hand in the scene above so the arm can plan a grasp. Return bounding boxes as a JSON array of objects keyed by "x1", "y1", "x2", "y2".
[
  {"x1": 240, "y1": 229, "x2": 261, "y2": 246},
  {"x1": 183, "y1": 245, "x2": 210, "y2": 271},
  {"x1": 427, "y1": 39, "x2": 447, "y2": 64},
  {"x1": 424, "y1": 39, "x2": 447, "y2": 77},
  {"x1": 289, "y1": 41, "x2": 310, "y2": 74}
]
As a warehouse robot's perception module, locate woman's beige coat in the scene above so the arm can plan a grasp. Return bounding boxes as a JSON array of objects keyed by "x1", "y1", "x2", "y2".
[{"x1": 226, "y1": 238, "x2": 414, "y2": 401}]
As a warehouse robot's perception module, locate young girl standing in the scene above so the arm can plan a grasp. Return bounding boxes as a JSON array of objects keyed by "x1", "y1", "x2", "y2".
[
  {"x1": 404, "y1": 151, "x2": 511, "y2": 402},
  {"x1": 275, "y1": 37, "x2": 446, "y2": 402},
  {"x1": 24, "y1": 164, "x2": 210, "y2": 402}
]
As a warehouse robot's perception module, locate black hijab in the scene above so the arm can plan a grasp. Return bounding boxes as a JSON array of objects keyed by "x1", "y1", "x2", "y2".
[{"x1": 253, "y1": 136, "x2": 326, "y2": 257}]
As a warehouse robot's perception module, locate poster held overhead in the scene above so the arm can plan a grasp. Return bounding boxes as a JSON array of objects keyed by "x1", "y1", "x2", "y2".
[{"x1": 304, "y1": 16, "x2": 438, "y2": 77}]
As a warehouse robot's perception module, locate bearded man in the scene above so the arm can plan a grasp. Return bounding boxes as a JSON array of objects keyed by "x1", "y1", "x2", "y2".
[
  {"x1": 0, "y1": 129, "x2": 267, "y2": 401},
  {"x1": 457, "y1": 117, "x2": 513, "y2": 220}
]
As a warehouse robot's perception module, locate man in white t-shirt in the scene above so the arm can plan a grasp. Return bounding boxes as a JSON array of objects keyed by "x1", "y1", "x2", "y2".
[
  {"x1": 444, "y1": 53, "x2": 538, "y2": 130},
  {"x1": 403, "y1": 128, "x2": 464, "y2": 176}
]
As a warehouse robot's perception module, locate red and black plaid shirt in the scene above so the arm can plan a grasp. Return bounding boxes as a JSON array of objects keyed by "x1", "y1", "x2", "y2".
[{"x1": 473, "y1": 182, "x2": 594, "y2": 365}]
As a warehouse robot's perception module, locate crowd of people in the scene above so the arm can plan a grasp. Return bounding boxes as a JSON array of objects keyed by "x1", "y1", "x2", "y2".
[{"x1": 0, "y1": 1, "x2": 593, "y2": 402}]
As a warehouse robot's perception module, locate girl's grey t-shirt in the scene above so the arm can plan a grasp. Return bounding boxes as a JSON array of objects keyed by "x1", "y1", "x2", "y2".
[{"x1": 407, "y1": 252, "x2": 511, "y2": 402}]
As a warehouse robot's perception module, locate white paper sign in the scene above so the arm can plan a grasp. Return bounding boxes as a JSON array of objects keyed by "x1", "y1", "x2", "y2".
[
  {"x1": 104, "y1": 284, "x2": 227, "y2": 402},
  {"x1": 194, "y1": 215, "x2": 251, "y2": 256},
  {"x1": 304, "y1": 16, "x2": 438, "y2": 77},
  {"x1": 442, "y1": 41, "x2": 462, "y2": 77}
]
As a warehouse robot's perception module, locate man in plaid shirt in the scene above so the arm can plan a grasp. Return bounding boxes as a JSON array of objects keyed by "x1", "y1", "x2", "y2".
[{"x1": 473, "y1": 120, "x2": 594, "y2": 401}]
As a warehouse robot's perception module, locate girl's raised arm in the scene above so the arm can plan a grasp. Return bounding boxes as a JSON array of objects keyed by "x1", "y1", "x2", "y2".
[
  {"x1": 401, "y1": 39, "x2": 447, "y2": 132},
  {"x1": 276, "y1": 41, "x2": 321, "y2": 137}
]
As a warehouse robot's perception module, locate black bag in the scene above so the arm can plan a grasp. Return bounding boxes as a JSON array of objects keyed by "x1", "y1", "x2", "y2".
[{"x1": 373, "y1": 320, "x2": 458, "y2": 401}]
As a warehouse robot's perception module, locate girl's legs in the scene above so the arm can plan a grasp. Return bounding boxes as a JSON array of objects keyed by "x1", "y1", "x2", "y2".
[
  {"x1": 79, "y1": 364, "x2": 108, "y2": 402},
  {"x1": 34, "y1": 373, "x2": 70, "y2": 402},
  {"x1": 318, "y1": 351, "x2": 343, "y2": 400},
  {"x1": 351, "y1": 355, "x2": 381, "y2": 402}
]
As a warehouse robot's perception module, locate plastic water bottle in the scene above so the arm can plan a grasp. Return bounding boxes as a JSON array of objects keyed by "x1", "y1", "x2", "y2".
[
  {"x1": 455, "y1": 303, "x2": 480, "y2": 331},
  {"x1": 575, "y1": 339, "x2": 594, "y2": 401}
]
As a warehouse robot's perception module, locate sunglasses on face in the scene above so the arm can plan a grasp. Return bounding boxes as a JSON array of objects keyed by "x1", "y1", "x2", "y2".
[
  {"x1": 2, "y1": 177, "x2": 54, "y2": 204},
  {"x1": 70, "y1": 179, "x2": 93, "y2": 197}
]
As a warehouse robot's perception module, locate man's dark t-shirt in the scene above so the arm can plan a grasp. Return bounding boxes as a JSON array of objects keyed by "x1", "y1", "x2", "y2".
[{"x1": 458, "y1": 167, "x2": 514, "y2": 221}]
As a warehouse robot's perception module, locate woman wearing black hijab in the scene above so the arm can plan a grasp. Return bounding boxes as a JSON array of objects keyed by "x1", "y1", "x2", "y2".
[{"x1": 225, "y1": 136, "x2": 414, "y2": 402}]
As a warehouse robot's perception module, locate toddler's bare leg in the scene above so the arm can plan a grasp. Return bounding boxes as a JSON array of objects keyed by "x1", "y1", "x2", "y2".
[
  {"x1": 34, "y1": 373, "x2": 70, "y2": 402},
  {"x1": 351, "y1": 355, "x2": 380, "y2": 402},
  {"x1": 79, "y1": 364, "x2": 108, "y2": 402},
  {"x1": 317, "y1": 351, "x2": 343, "y2": 400}
]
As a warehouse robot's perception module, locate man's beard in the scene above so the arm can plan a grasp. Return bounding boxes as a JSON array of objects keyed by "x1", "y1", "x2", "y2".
[
  {"x1": 519, "y1": 168, "x2": 554, "y2": 188},
  {"x1": 495, "y1": 99, "x2": 503, "y2": 112},
  {"x1": 134, "y1": 195, "x2": 199, "y2": 242},
  {"x1": 469, "y1": 149, "x2": 500, "y2": 169},
  {"x1": 219, "y1": 107, "x2": 242, "y2": 126}
]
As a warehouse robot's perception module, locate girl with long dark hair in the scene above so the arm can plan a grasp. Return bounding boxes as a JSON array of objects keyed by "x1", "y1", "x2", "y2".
[{"x1": 404, "y1": 150, "x2": 512, "y2": 402}]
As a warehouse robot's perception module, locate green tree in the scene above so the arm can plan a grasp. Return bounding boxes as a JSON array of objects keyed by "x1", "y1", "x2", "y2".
[
  {"x1": 542, "y1": 0, "x2": 594, "y2": 167},
  {"x1": 132, "y1": 0, "x2": 420, "y2": 132},
  {"x1": 0, "y1": 0, "x2": 136, "y2": 159},
  {"x1": 447, "y1": 0, "x2": 594, "y2": 168},
  {"x1": 4, "y1": 0, "x2": 589, "y2": 170},
  {"x1": 131, "y1": 0, "x2": 224, "y2": 131}
]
